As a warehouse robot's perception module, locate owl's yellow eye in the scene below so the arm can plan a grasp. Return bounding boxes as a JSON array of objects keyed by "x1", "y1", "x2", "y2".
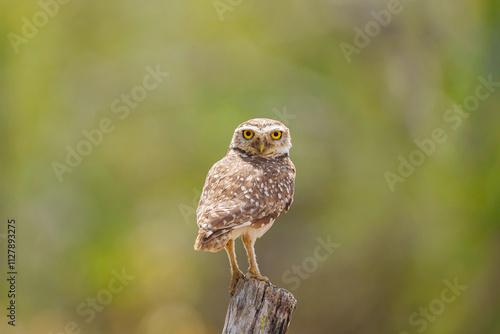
[
  {"x1": 271, "y1": 131, "x2": 282, "y2": 140},
  {"x1": 243, "y1": 130, "x2": 254, "y2": 140}
]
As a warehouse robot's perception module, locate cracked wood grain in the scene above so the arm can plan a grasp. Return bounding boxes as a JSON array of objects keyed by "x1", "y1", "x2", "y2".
[{"x1": 223, "y1": 278, "x2": 297, "y2": 334}]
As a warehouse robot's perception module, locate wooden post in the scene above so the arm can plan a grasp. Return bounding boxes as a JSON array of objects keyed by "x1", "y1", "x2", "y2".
[{"x1": 223, "y1": 278, "x2": 297, "y2": 334}]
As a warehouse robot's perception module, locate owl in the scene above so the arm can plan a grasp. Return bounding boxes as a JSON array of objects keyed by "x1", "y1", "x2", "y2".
[{"x1": 194, "y1": 118, "x2": 296, "y2": 295}]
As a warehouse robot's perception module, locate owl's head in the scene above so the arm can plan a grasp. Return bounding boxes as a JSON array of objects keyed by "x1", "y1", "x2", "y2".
[{"x1": 229, "y1": 118, "x2": 292, "y2": 158}]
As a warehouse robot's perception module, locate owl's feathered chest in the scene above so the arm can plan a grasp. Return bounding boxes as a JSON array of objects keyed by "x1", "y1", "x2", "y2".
[{"x1": 196, "y1": 150, "x2": 295, "y2": 233}]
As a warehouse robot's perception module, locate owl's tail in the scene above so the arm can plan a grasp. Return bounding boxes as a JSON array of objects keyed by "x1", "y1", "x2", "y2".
[{"x1": 194, "y1": 230, "x2": 229, "y2": 252}]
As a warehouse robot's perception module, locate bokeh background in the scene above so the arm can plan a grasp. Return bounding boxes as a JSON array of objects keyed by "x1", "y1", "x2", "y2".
[{"x1": 1, "y1": 0, "x2": 500, "y2": 333}]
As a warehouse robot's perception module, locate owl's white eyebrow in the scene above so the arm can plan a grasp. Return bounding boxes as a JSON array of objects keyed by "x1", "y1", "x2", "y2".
[
  {"x1": 237, "y1": 125, "x2": 261, "y2": 133},
  {"x1": 236, "y1": 125, "x2": 284, "y2": 133},
  {"x1": 261, "y1": 125, "x2": 284, "y2": 132}
]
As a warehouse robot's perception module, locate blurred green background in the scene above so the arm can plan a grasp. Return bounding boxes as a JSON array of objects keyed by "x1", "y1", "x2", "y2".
[{"x1": 1, "y1": 0, "x2": 500, "y2": 333}]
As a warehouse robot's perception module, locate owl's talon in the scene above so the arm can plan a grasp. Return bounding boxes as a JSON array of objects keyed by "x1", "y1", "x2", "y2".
[
  {"x1": 245, "y1": 271, "x2": 270, "y2": 285},
  {"x1": 229, "y1": 270, "x2": 245, "y2": 296},
  {"x1": 229, "y1": 283, "x2": 237, "y2": 296}
]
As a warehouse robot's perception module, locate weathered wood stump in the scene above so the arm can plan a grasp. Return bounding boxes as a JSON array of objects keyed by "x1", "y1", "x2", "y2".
[{"x1": 223, "y1": 278, "x2": 297, "y2": 334}]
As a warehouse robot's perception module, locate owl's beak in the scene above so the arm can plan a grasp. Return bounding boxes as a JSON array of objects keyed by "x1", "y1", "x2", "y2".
[{"x1": 253, "y1": 139, "x2": 266, "y2": 154}]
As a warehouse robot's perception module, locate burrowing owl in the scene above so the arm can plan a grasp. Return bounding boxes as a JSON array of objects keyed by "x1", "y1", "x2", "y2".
[{"x1": 194, "y1": 118, "x2": 296, "y2": 294}]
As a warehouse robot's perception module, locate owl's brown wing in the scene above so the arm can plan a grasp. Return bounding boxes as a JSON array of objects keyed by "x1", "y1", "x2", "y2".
[{"x1": 195, "y1": 156, "x2": 257, "y2": 249}]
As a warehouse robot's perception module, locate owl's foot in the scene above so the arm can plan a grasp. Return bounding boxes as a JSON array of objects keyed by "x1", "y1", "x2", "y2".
[
  {"x1": 245, "y1": 271, "x2": 271, "y2": 285},
  {"x1": 229, "y1": 270, "x2": 245, "y2": 296}
]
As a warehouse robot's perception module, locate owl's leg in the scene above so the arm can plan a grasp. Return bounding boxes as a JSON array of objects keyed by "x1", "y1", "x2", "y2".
[
  {"x1": 224, "y1": 239, "x2": 244, "y2": 295},
  {"x1": 241, "y1": 233, "x2": 270, "y2": 284}
]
